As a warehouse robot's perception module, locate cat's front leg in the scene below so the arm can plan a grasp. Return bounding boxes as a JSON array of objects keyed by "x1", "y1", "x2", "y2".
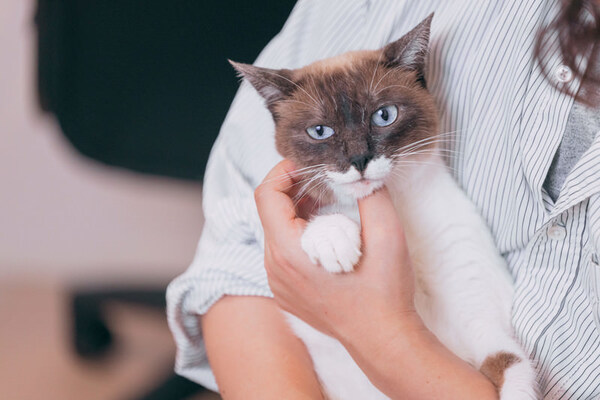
[{"x1": 301, "y1": 214, "x2": 361, "y2": 273}]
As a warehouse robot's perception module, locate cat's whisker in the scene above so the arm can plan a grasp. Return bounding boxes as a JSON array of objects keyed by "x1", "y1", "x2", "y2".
[
  {"x1": 316, "y1": 179, "x2": 330, "y2": 206},
  {"x1": 373, "y1": 62, "x2": 411, "y2": 92},
  {"x1": 261, "y1": 69, "x2": 322, "y2": 109},
  {"x1": 288, "y1": 164, "x2": 327, "y2": 173},
  {"x1": 388, "y1": 168, "x2": 410, "y2": 187},
  {"x1": 394, "y1": 144, "x2": 462, "y2": 156},
  {"x1": 310, "y1": 75, "x2": 325, "y2": 107},
  {"x1": 394, "y1": 160, "x2": 452, "y2": 167},
  {"x1": 368, "y1": 49, "x2": 385, "y2": 95},
  {"x1": 394, "y1": 139, "x2": 454, "y2": 157},
  {"x1": 254, "y1": 177, "x2": 318, "y2": 201},
  {"x1": 293, "y1": 171, "x2": 329, "y2": 207},
  {"x1": 394, "y1": 131, "x2": 458, "y2": 152},
  {"x1": 259, "y1": 167, "x2": 324, "y2": 184},
  {"x1": 405, "y1": 148, "x2": 462, "y2": 156},
  {"x1": 394, "y1": 148, "x2": 458, "y2": 159},
  {"x1": 393, "y1": 148, "x2": 462, "y2": 159},
  {"x1": 372, "y1": 66, "x2": 398, "y2": 93},
  {"x1": 393, "y1": 156, "x2": 457, "y2": 166},
  {"x1": 303, "y1": 177, "x2": 329, "y2": 205},
  {"x1": 393, "y1": 159, "x2": 460, "y2": 174},
  {"x1": 389, "y1": 169, "x2": 408, "y2": 182},
  {"x1": 259, "y1": 164, "x2": 328, "y2": 186},
  {"x1": 292, "y1": 168, "x2": 326, "y2": 192},
  {"x1": 373, "y1": 84, "x2": 410, "y2": 96},
  {"x1": 304, "y1": 179, "x2": 326, "y2": 212},
  {"x1": 292, "y1": 180, "x2": 314, "y2": 204},
  {"x1": 280, "y1": 99, "x2": 321, "y2": 112},
  {"x1": 394, "y1": 132, "x2": 459, "y2": 154}
]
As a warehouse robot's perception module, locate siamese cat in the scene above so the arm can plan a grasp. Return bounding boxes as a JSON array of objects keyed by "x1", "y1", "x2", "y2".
[{"x1": 232, "y1": 14, "x2": 538, "y2": 400}]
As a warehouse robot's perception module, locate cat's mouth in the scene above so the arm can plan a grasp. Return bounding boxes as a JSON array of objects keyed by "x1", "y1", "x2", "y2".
[
  {"x1": 337, "y1": 178, "x2": 385, "y2": 199},
  {"x1": 343, "y1": 178, "x2": 380, "y2": 187},
  {"x1": 325, "y1": 157, "x2": 392, "y2": 201}
]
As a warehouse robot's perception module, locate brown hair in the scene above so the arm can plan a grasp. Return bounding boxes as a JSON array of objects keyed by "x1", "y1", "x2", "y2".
[{"x1": 535, "y1": 0, "x2": 600, "y2": 105}]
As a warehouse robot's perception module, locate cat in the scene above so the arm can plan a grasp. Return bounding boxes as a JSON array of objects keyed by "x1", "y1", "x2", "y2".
[{"x1": 231, "y1": 14, "x2": 538, "y2": 400}]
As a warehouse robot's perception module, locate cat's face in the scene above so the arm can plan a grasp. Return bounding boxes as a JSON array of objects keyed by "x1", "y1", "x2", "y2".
[{"x1": 233, "y1": 14, "x2": 437, "y2": 202}]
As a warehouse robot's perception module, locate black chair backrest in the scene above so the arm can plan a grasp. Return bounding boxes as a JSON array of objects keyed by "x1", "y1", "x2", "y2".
[{"x1": 37, "y1": 0, "x2": 297, "y2": 180}]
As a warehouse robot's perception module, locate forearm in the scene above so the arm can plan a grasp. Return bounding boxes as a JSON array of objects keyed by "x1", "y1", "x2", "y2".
[
  {"x1": 339, "y1": 313, "x2": 498, "y2": 400},
  {"x1": 202, "y1": 296, "x2": 324, "y2": 400}
]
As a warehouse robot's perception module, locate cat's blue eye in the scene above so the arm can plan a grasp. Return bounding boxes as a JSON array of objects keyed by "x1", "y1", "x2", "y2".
[
  {"x1": 371, "y1": 105, "x2": 398, "y2": 127},
  {"x1": 306, "y1": 125, "x2": 334, "y2": 140}
]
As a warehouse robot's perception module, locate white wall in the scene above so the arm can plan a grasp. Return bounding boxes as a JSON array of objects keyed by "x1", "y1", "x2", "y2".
[{"x1": 0, "y1": 0, "x2": 205, "y2": 285}]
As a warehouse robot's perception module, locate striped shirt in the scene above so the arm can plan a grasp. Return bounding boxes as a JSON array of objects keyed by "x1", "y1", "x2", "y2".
[{"x1": 166, "y1": 1, "x2": 600, "y2": 397}]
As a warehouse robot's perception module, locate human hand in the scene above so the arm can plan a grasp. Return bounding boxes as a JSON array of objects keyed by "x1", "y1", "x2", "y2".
[{"x1": 255, "y1": 159, "x2": 422, "y2": 342}]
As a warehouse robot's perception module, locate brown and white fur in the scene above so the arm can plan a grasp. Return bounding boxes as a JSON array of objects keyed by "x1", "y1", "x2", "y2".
[{"x1": 232, "y1": 14, "x2": 538, "y2": 400}]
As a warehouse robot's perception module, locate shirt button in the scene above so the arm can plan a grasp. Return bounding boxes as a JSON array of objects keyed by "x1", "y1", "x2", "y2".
[
  {"x1": 555, "y1": 64, "x2": 573, "y2": 83},
  {"x1": 547, "y1": 224, "x2": 567, "y2": 240}
]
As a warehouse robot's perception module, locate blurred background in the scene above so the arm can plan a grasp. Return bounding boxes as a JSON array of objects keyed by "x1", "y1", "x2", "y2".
[{"x1": 0, "y1": 1, "x2": 295, "y2": 399}]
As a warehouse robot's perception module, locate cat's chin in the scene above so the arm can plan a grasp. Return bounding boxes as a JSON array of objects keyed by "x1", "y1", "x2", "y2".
[{"x1": 333, "y1": 179, "x2": 385, "y2": 202}]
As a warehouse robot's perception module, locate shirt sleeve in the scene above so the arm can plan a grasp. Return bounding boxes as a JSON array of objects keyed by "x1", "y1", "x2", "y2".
[{"x1": 165, "y1": 0, "x2": 372, "y2": 390}]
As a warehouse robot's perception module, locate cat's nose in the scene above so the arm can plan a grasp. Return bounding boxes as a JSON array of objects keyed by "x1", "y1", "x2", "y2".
[{"x1": 350, "y1": 153, "x2": 374, "y2": 172}]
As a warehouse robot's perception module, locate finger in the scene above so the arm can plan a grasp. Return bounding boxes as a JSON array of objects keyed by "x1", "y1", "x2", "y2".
[
  {"x1": 257, "y1": 159, "x2": 301, "y2": 196},
  {"x1": 255, "y1": 159, "x2": 306, "y2": 236},
  {"x1": 357, "y1": 186, "x2": 405, "y2": 249}
]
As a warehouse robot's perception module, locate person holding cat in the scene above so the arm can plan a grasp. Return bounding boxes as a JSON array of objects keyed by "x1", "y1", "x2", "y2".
[{"x1": 167, "y1": 0, "x2": 600, "y2": 399}]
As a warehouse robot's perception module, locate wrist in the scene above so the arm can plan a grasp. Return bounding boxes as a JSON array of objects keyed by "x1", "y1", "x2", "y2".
[
  {"x1": 337, "y1": 310, "x2": 499, "y2": 400},
  {"x1": 337, "y1": 307, "x2": 427, "y2": 358}
]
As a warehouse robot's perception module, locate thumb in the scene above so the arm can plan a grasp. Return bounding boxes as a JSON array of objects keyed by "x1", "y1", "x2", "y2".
[
  {"x1": 357, "y1": 187, "x2": 406, "y2": 252},
  {"x1": 255, "y1": 159, "x2": 306, "y2": 235}
]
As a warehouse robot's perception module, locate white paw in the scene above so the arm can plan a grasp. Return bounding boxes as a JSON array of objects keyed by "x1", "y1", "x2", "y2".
[
  {"x1": 500, "y1": 360, "x2": 539, "y2": 400},
  {"x1": 301, "y1": 214, "x2": 361, "y2": 273}
]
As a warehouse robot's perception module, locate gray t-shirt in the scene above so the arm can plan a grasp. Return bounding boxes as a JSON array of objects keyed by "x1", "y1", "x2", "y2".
[{"x1": 543, "y1": 82, "x2": 600, "y2": 201}]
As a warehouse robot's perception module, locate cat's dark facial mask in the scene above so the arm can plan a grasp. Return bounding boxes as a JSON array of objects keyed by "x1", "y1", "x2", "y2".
[{"x1": 232, "y1": 14, "x2": 437, "y2": 201}]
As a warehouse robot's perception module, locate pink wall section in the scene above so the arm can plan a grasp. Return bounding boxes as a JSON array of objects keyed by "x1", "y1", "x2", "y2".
[{"x1": 0, "y1": 0, "x2": 205, "y2": 285}]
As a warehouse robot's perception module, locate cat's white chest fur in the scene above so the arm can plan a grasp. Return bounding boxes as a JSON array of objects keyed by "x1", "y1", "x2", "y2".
[{"x1": 290, "y1": 155, "x2": 538, "y2": 400}]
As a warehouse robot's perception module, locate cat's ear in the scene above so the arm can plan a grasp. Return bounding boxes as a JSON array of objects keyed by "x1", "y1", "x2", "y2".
[
  {"x1": 382, "y1": 13, "x2": 433, "y2": 86},
  {"x1": 229, "y1": 60, "x2": 295, "y2": 107}
]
